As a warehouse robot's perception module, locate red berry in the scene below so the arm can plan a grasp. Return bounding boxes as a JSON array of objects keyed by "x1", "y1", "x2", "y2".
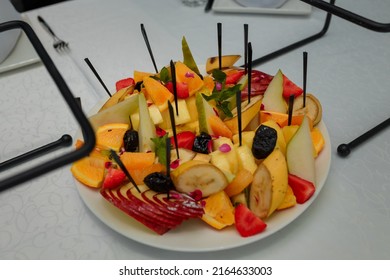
[{"x1": 235, "y1": 204, "x2": 267, "y2": 237}]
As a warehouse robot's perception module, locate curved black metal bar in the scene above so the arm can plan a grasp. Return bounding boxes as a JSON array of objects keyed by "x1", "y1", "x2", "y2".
[
  {"x1": 247, "y1": 0, "x2": 335, "y2": 67},
  {"x1": 300, "y1": 0, "x2": 390, "y2": 32},
  {"x1": 0, "y1": 20, "x2": 95, "y2": 191}
]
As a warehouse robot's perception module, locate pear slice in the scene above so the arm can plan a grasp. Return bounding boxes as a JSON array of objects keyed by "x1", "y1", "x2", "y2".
[
  {"x1": 262, "y1": 69, "x2": 287, "y2": 113},
  {"x1": 138, "y1": 93, "x2": 157, "y2": 152},
  {"x1": 286, "y1": 115, "x2": 316, "y2": 185}
]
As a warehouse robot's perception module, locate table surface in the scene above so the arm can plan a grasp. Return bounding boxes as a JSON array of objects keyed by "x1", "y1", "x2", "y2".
[{"x1": 1, "y1": 0, "x2": 389, "y2": 260}]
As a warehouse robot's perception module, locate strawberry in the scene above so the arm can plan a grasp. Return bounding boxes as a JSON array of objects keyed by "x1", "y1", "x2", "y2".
[
  {"x1": 103, "y1": 167, "x2": 126, "y2": 189},
  {"x1": 165, "y1": 81, "x2": 189, "y2": 99},
  {"x1": 282, "y1": 74, "x2": 303, "y2": 99},
  {"x1": 288, "y1": 174, "x2": 315, "y2": 204},
  {"x1": 115, "y1": 77, "x2": 135, "y2": 91},
  {"x1": 235, "y1": 204, "x2": 267, "y2": 237},
  {"x1": 226, "y1": 70, "x2": 244, "y2": 85},
  {"x1": 171, "y1": 131, "x2": 196, "y2": 150}
]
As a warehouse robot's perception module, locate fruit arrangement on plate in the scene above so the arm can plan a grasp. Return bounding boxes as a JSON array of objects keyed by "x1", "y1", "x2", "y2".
[{"x1": 71, "y1": 37, "x2": 325, "y2": 237}]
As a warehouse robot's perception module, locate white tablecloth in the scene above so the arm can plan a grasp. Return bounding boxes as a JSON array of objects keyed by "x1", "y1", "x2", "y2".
[{"x1": 0, "y1": 0, "x2": 389, "y2": 259}]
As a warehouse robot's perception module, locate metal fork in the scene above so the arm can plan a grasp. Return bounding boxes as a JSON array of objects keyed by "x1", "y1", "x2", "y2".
[{"x1": 37, "y1": 15, "x2": 69, "y2": 51}]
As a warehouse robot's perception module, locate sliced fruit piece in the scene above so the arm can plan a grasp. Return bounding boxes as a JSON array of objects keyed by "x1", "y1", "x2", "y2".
[
  {"x1": 71, "y1": 156, "x2": 106, "y2": 188},
  {"x1": 293, "y1": 93, "x2": 322, "y2": 126},
  {"x1": 224, "y1": 168, "x2": 254, "y2": 197},
  {"x1": 311, "y1": 126, "x2": 325, "y2": 157},
  {"x1": 211, "y1": 137, "x2": 238, "y2": 175},
  {"x1": 133, "y1": 70, "x2": 154, "y2": 84},
  {"x1": 260, "y1": 111, "x2": 305, "y2": 128},
  {"x1": 223, "y1": 95, "x2": 262, "y2": 135},
  {"x1": 201, "y1": 190, "x2": 235, "y2": 230},
  {"x1": 196, "y1": 92, "x2": 216, "y2": 135},
  {"x1": 138, "y1": 93, "x2": 157, "y2": 152},
  {"x1": 170, "y1": 148, "x2": 197, "y2": 167},
  {"x1": 182, "y1": 36, "x2": 201, "y2": 77},
  {"x1": 282, "y1": 125, "x2": 299, "y2": 144},
  {"x1": 143, "y1": 76, "x2": 174, "y2": 111},
  {"x1": 261, "y1": 119, "x2": 287, "y2": 155},
  {"x1": 262, "y1": 148, "x2": 288, "y2": 217},
  {"x1": 116, "y1": 77, "x2": 135, "y2": 92},
  {"x1": 185, "y1": 95, "x2": 198, "y2": 123},
  {"x1": 241, "y1": 69, "x2": 274, "y2": 97},
  {"x1": 103, "y1": 167, "x2": 126, "y2": 189},
  {"x1": 159, "y1": 99, "x2": 192, "y2": 129},
  {"x1": 235, "y1": 144, "x2": 257, "y2": 174},
  {"x1": 99, "y1": 85, "x2": 134, "y2": 112},
  {"x1": 120, "y1": 152, "x2": 155, "y2": 171},
  {"x1": 282, "y1": 74, "x2": 303, "y2": 99},
  {"x1": 130, "y1": 163, "x2": 166, "y2": 185},
  {"x1": 288, "y1": 174, "x2": 315, "y2": 204},
  {"x1": 175, "y1": 61, "x2": 204, "y2": 96},
  {"x1": 205, "y1": 54, "x2": 241, "y2": 73},
  {"x1": 232, "y1": 131, "x2": 255, "y2": 148},
  {"x1": 235, "y1": 203, "x2": 267, "y2": 237},
  {"x1": 170, "y1": 160, "x2": 228, "y2": 197},
  {"x1": 89, "y1": 93, "x2": 139, "y2": 131},
  {"x1": 170, "y1": 131, "x2": 196, "y2": 150},
  {"x1": 95, "y1": 123, "x2": 129, "y2": 151},
  {"x1": 208, "y1": 115, "x2": 233, "y2": 139},
  {"x1": 277, "y1": 185, "x2": 297, "y2": 210},
  {"x1": 249, "y1": 163, "x2": 272, "y2": 219},
  {"x1": 262, "y1": 69, "x2": 287, "y2": 113},
  {"x1": 130, "y1": 104, "x2": 163, "y2": 130},
  {"x1": 286, "y1": 115, "x2": 316, "y2": 185}
]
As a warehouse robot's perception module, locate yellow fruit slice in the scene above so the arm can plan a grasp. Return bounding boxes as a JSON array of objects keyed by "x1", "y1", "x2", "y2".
[
  {"x1": 277, "y1": 185, "x2": 297, "y2": 210},
  {"x1": 70, "y1": 156, "x2": 106, "y2": 188},
  {"x1": 143, "y1": 76, "x2": 174, "y2": 111},
  {"x1": 224, "y1": 168, "x2": 253, "y2": 197},
  {"x1": 175, "y1": 61, "x2": 204, "y2": 96},
  {"x1": 96, "y1": 123, "x2": 129, "y2": 152},
  {"x1": 120, "y1": 152, "x2": 156, "y2": 171},
  {"x1": 201, "y1": 191, "x2": 235, "y2": 230}
]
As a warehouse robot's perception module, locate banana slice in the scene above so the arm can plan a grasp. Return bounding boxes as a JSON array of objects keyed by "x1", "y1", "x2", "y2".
[
  {"x1": 293, "y1": 93, "x2": 322, "y2": 126},
  {"x1": 171, "y1": 160, "x2": 228, "y2": 197},
  {"x1": 249, "y1": 163, "x2": 272, "y2": 219}
]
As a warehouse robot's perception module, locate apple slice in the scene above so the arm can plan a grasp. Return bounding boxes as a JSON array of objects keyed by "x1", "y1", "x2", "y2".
[
  {"x1": 262, "y1": 69, "x2": 287, "y2": 113},
  {"x1": 286, "y1": 115, "x2": 316, "y2": 185}
]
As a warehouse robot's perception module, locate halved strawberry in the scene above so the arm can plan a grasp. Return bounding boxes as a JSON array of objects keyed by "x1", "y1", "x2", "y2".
[
  {"x1": 226, "y1": 70, "x2": 245, "y2": 85},
  {"x1": 115, "y1": 77, "x2": 135, "y2": 91},
  {"x1": 235, "y1": 204, "x2": 267, "y2": 237},
  {"x1": 165, "y1": 81, "x2": 189, "y2": 99},
  {"x1": 171, "y1": 131, "x2": 196, "y2": 150},
  {"x1": 102, "y1": 167, "x2": 126, "y2": 189},
  {"x1": 282, "y1": 74, "x2": 303, "y2": 99},
  {"x1": 288, "y1": 174, "x2": 315, "y2": 204}
]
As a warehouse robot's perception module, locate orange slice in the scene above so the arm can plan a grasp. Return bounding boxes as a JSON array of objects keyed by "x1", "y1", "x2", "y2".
[
  {"x1": 70, "y1": 156, "x2": 106, "y2": 188},
  {"x1": 96, "y1": 123, "x2": 129, "y2": 152},
  {"x1": 201, "y1": 190, "x2": 235, "y2": 230},
  {"x1": 224, "y1": 168, "x2": 254, "y2": 197},
  {"x1": 130, "y1": 163, "x2": 166, "y2": 185},
  {"x1": 120, "y1": 152, "x2": 156, "y2": 171},
  {"x1": 175, "y1": 61, "x2": 204, "y2": 96},
  {"x1": 311, "y1": 126, "x2": 325, "y2": 157},
  {"x1": 143, "y1": 76, "x2": 174, "y2": 111}
]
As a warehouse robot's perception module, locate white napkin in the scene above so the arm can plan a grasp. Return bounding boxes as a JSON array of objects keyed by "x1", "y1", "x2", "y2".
[{"x1": 0, "y1": 0, "x2": 22, "y2": 64}]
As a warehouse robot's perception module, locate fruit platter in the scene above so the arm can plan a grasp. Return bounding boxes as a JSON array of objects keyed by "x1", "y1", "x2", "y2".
[{"x1": 71, "y1": 37, "x2": 331, "y2": 252}]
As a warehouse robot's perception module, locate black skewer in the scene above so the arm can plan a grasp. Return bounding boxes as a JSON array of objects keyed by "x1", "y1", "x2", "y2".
[
  {"x1": 303, "y1": 51, "x2": 308, "y2": 107},
  {"x1": 140, "y1": 23, "x2": 158, "y2": 73},
  {"x1": 217, "y1": 22, "x2": 222, "y2": 70},
  {"x1": 205, "y1": 0, "x2": 214, "y2": 12},
  {"x1": 0, "y1": 134, "x2": 72, "y2": 172},
  {"x1": 288, "y1": 95, "x2": 295, "y2": 126},
  {"x1": 84, "y1": 57, "x2": 112, "y2": 97},
  {"x1": 247, "y1": 42, "x2": 252, "y2": 104},
  {"x1": 236, "y1": 90, "x2": 242, "y2": 147},
  {"x1": 244, "y1": 24, "x2": 248, "y2": 74},
  {"x1": 166, "y1": 137, "x2": 171, "y2": 178},
  {"x1": 337, "y1": 117, "x2": 390, "y2": 157},
  {"x1": 170, "y1": 60, "x2": 179, "y2": 116},
  {"x1": 168, "y1": 102, "x2": 179, "y2": 159}
]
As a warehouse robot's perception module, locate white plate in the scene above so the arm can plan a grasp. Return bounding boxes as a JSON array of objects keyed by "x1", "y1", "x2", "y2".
[
  {"x1": 0, "y1": 15, "x2": 40, "y2": 74},
  {"x1": 212, "y1": 0, "x2": 312, "y2": 15},
  {"x1": 75, "y1": 100, "x2": 331, "y2": 252}
]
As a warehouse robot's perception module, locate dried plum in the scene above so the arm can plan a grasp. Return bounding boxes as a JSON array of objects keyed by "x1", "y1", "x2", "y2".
[
  {"x1": 192, "y1": 132, "x2": 212, "y2": 154},
  {"x1": 123, "y1": 129, "x2": 139, "y2": 152},
  {"x1": 252, "y1": 125, "x2": 277, "y2": 159},
  {"x1": 143, "y1": 172, "x2": 174, "y2": 193}
]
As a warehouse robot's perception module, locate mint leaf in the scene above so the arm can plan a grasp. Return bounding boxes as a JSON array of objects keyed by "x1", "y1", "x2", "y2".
[{"x1": 151, "y1": 134, "x2": 169, "y2": 165}]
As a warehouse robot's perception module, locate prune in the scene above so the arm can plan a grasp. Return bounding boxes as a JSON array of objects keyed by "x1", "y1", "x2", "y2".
[
  {"x1": 143, "y1": 172, "x2": 174, "y2": 193},
  {"x1": 252, "y1": 125, "x2": 277, "y2": 159},
  {"x1": 192, "y1": 132, "x2": 212, "y2": 154},
  {"x1": 123, "y1": 129, "x2": 139, "y2": 152}
]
